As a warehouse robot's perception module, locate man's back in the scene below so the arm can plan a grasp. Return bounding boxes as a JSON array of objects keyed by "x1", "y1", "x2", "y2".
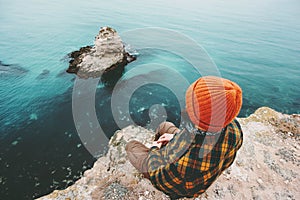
[{"x1": 147, "y1": 120, "x2": 243, "y2": 198}]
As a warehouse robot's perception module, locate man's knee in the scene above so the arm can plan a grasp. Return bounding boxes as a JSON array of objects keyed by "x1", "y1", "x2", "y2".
[
  {"x1": 126, "y1": 140, "x2": 150, "y2": 174},
  {"x1": 157, "y1": 121, "x2": 179, "y2": 135},
  {"x1": 125, "y1": 140, "x2": 140, "y2": 152},
  {"x1": 126, "y1": 140, "x2": 149, "y2": 154}
]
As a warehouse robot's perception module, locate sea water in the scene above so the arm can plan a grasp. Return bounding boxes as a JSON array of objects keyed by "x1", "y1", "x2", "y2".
[{"x1": 0, "y1": 0, "x2": 299, "y2": 199}]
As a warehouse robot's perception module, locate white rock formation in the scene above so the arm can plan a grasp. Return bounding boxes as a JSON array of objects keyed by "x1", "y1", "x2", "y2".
[
  {"x1": 67, "y1": 27, "x2": 135, "y2": 79},
  {"x1": 38, "y1": 107, "x2": 300, "y2": 200}
]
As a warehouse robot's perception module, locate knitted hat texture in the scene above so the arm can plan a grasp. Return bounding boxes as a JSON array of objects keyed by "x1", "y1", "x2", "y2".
[{"x1": 185, "y1": 76, "x2": 242, "y2": 132}]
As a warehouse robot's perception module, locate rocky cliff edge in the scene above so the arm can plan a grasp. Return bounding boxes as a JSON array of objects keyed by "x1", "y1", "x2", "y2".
[{"x1": 38, "y1": 107, "x2": 300, "y2": 200}]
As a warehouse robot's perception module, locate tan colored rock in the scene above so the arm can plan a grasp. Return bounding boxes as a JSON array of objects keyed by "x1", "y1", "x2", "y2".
[{"x1": 38, "y1": 107, "x2": 300, "y2": 200}]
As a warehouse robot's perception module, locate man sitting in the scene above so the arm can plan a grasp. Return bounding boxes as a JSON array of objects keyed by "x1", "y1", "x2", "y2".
[{"x1": 126, "y1": 76, "x2": 243, "y2": 199}]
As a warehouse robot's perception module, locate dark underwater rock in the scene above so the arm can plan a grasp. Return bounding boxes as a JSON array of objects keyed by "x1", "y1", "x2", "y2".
[
  {"x1": 0, "y1": 61, "x2": 28, "y2": 77},
  {"x1": 36, "y1": 69, "x2": 50, "y2": 79}
]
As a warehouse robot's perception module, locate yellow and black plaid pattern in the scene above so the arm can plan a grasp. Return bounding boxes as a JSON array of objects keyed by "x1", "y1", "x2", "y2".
[{"x1": 147, "y1": 119, "x2": 243, "y2": 198}]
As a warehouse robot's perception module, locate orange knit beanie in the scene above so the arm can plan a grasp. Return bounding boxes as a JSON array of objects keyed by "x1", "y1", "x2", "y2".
[{"x1": 185, "y1": 76, "x2": 242, "y2": 132}]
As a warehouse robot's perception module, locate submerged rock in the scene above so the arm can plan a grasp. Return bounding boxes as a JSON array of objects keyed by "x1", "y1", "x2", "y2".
[
  {"x1": 67, "y1": 27, "x2": 136, "y2": 79},
  {"x1": 36, "y1": 69, "x2": 50, "y2": 79},
  {"x1": 29, "y1": 113, "x2": 38, "y2": 121},
  {"x1": 0, "y1": 61, "x2": 28, "y2": 77},
  {"x1": 38, "y1": 107, "x2": 300, "y2": 200}
]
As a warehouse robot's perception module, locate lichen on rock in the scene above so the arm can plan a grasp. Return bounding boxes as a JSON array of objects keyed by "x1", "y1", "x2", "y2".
[
  {"x1": 67, "y1": 27, "x2": 136, "y2": 79},
  {"x1": 38, "y1": 107, "x2": 300, "y2": 200}
]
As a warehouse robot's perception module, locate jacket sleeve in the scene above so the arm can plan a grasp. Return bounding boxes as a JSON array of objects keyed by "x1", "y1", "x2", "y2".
[
  {"x1": 222, "y1": 120, "x2": 243, "y2": 170},
  {"x1": 147, "y1": 148, "x2": 186, "y2": 195},
  {"x1": 222, "y1": 149, "x2": 237, "y2": 170},
  {"x1": 147, "y1": 130, "x2": 194, "y2": 194},
  {"x1": 148, "y1": 129, "x2": 194, "y2": 170},
  {"x1": 147, "y1": 146, "x2": 166, "y2": 175}
]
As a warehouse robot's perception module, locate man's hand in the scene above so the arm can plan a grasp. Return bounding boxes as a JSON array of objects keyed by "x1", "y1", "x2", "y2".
[
  {"x1": 157, "y1": 133, "x2": 174, "y2": 146},
  {"x1": 151, "y1": 141, "x2": 162, "y2": 149}
]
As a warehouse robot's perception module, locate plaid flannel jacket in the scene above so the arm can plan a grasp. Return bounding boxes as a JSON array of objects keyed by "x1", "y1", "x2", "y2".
[{"x1": 147, "y1": 119, "x2": 243, "y2": 198}]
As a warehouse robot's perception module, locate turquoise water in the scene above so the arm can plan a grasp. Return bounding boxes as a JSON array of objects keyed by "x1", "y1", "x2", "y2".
[{"x1": 0, "y1": 0, "x2": 300, "y2": 199}]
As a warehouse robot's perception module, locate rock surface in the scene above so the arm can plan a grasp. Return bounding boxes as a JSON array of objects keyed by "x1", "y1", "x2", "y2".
[
  {"x1": 38, "y1": 107, "x2": 300, "y2": 200},
  {"x1": 67, "y1": 27, "x2": 136, "y2": 79}
]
